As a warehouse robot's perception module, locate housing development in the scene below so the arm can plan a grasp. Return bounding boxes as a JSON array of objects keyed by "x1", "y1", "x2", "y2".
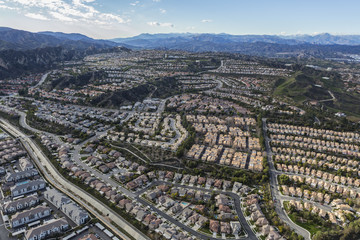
[{"x1": 1, "y1": 32, "x2": 360, "y2": 240}]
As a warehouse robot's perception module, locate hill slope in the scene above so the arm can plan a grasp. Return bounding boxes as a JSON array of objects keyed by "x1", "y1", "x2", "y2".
[
  {"x1": 112, "y1": 33, "x2": 360, "y2": 58},
  {"x1": 274, "y1": 72, "x2": 332, "y2": 103},
  {"x1": 0, "y1": 27, "x2": 119, "y2": 51}
]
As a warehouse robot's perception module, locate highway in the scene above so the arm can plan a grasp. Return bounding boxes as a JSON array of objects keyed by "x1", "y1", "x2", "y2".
[
  {"x1": 262, "y1": 118, "x2": 311, "y2": 240},
  {"x1": 0, "y1": 118, "x2": 150, "y2": 240},
  {"x1": 1, "y1": 97, "x2": 257, "y2": 240}
]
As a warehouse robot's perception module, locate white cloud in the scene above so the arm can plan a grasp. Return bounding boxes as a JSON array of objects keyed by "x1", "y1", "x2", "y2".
[
  {"x1": 159, "y1": 8, "x2": 166, "y2": 14},
  {"x1": 0, "y1": 4, "x2": 16, "y2": 9},
  {"x1": 201, "y1": 19, "x2": 212, "y2": 23},
  {"x1": 153, "y1": 0, "x2": 160, "y2": 2},
  {"x1": 130, "y1": 1, "x2": 139, "y2": 6},
  {"x1": 8, "y1": 0, "x2": 127, "y2": 25},
  {"x1": 100, "y1": 13, "x2": 125, "y2": 23},
  {"x1": 25, "y1": 12, "x2": 49, "y2": 20},
  {"x1": 50, "y1": 11, "x2": 77, "y2": 22},
  {"x1": 147, "y1": 21, "x2": 174, "y2": 27}
]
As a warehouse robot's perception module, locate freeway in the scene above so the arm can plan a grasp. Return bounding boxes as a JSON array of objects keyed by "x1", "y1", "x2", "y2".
[
  {"x1": 262, "y1": 118, "x2": 311, "y2": 240},
  {"x1": 135, "y1": 180, "x2": 258, "y2": 240},
  {"x1": 0, "y1": 118, "x2": 150, "y2": 240}
]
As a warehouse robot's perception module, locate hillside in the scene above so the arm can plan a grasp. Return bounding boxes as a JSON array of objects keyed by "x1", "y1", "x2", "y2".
[
  {"x1": 0, "y1": 46, "x2": 130, "y2": 79},
  {"x1": 273, "y1": 72, "x2": 332, "y2": 103},
  {"x1": 49, "y1": 71, "x2": 107, "y2": 90},
  {"x1": 273, "y1": 68, "x2": 360, "y2": 116},
  {"x1": 0, "y1": 27, "x2": 119, "y2": 51},
  {"x1": 112, "y1": 33, "x2": 360, "y2": 58},
  {"x1": 90, "y1": 77, "x2": 180, "y2": 108},
  {"x1": 112, "y1": 32, "x2": 360, "y2": 46},
  {"x1": 0, "y1": 47, "x2": 80, "y2": 79}
]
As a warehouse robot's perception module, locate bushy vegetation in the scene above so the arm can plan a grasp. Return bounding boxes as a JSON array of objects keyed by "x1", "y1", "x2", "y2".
[
  {"x1": 176, "y1": 114, "x2": 195, "y2": 157},
  {"x1": 284, "y1": 201, "x2": 336, "y2": 237},
  {"x1": 90, "y1": 77, "x2": 180, "y2": 108},
  {"x1": 260, "y1": 185, "x2": 304, "y2": 240}
]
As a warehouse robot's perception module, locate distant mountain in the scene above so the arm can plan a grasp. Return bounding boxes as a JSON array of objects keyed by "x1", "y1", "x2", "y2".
[
  {"x1": 111, "y1": 33, "x2": 360, "y2": 58},
  {"x1": 38, "y1": 31, "x2": 120, "y2": 47},
  {"x1": 0, "y1": 27, "x2": 123, "y2": 51},
  {"x1": 112, "y1": 33, "x2": 303, "y2": 47},
  {"x1": 112, "y1": 32, "x2": 360, "y2": 47},
  {"x1": 287, "y1": 33, "x2": 360, "y2": 45},
  {"x1": 38, "y1": 31, "x2": 96, "y2": 41},
  {"x1": 0, "y1": 45, "x2": 130, "y2": 79},
  {"x1": 0, "y1": 27, "x2": 134, "y2": 80},
  {"x1": 0, "y1": 47, "x2": 78, "y2": 79}
]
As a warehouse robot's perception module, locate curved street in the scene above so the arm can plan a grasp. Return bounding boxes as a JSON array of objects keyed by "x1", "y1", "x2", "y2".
[
  {"x1": 2, "y1": 109, "x2": 257, "y2": 240},
  {"x1": 0, "y1": 118, "x2": 150, "y2": 240},
  {"x1": 135, "y1": 180, "x2": 258, "y2": 240},
  {"x1": 262, "y1": 118, "x2": 311, "y2": 240}
]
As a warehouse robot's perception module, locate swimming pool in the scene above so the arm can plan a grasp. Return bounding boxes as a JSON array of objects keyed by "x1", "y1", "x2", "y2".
[
  {"x1": 16, "y1": 180, "x2": 29, "y2": 186},
  {"x1": 181, "y1": 202, "x2": 190, "y2": 207}
]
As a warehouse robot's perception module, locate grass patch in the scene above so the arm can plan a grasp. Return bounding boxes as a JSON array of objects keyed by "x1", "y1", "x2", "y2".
[
  {"x1": 287, "y1": 213, "x2": 319, "y2": 236},
  {"x1": 283, "y1": 201, "x2": 330, "y2": 237}
]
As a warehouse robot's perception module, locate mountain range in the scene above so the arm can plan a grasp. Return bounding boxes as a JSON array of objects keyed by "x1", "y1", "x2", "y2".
[
  {"x1": 111, "y1": 33, "x2": 360, "y2": 58},
  {"x1": 112, "y1": 32, "x2": 360, "y2": 47},
  {"x1": 0, "y1": 27, "x2": 123, "y2": 51},
  {"x1": 2, "y1": 27, "x2": 360, "y2": 52},
  {"x1": 1, "y1": 27, "x2": 360, "y2": 79}
]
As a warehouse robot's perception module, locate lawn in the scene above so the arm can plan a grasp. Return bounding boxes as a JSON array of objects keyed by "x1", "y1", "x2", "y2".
[
  {"x1": 287, "y1": 213, "x2": 320, "y2": 236},
  {"x1": 283, "y1": 201, "x2": 324, "y2": 237}
]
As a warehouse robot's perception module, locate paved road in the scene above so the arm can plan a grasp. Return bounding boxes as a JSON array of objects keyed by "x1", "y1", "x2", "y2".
[
  {"x1": 135, "y1": 180, "x2": 257, "y2": 240},
  {"x1": 319, "y1": 91, "x2": 336, "y2": 103},
  {"x1": 72, "y1": 140, "x2": 136, "y2": 199},
  {"x1": 30, "y1": 71, "x2": 50, "y2": 90},
  {"x1": 156, "y1": 99, "x2": 167, "y2": 114},
  {"x1": 168, "y1": 118, "x2": 181, "y2": 145},
  {"x1": 110, "y1": 143, "x2": 149, "y2": 164},
  {"x1": 262, "y1": 118, "x2": 311, "y2": 240},
  {"x1": 15, "y1": 105, "x2": 137, "y2": 196},
  {"x1": 0, "y1": 119, "x2": 149, "y2": 240}
]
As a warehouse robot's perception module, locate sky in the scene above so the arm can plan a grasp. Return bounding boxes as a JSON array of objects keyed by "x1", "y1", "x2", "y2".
[{"x1": 0, "y1": 0, "x2": 360, "y2": 39}]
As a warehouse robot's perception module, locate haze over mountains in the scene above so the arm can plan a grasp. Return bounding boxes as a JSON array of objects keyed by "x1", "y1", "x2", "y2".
[
  {"x1": 1, "y1": 26, "x2": 360, "y2": 79},
  {"x1": 2, "y1": 27, "x2": 360, "y2": 52},
  {"x1": 112, "y1": 32, "x2": 360, "y2": 47}
]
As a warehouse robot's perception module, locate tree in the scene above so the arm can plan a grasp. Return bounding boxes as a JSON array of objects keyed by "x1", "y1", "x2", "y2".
[{"x1": 279, "y1": 174, "x2": 291, "y2": 185}]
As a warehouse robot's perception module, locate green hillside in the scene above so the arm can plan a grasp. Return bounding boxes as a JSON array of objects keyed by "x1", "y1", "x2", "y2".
[
  {"x1": 274, "y1": 72, "x2": 331, "y2": 103},
  {"x1": 273, "y1": 70, "x2": 360, "y2": 118}
]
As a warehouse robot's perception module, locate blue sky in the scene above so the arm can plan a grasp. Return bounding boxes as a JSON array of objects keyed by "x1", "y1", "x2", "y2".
[{"x1": 0, "y1": 0, "x2": 359, "y2": 39}]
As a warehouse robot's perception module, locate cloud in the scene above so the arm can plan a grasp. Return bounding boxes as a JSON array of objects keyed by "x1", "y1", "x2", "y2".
[
  {"x1": 25, "y1": 12, "x2": 49, "y2": 20},
  {"x1": 201, "y1": 19, "x2": 212, "y2": 23},
  {"x1": 0, "y1": 1, "x2": 18, "y2": 10},
  {"x1": 159, "y1": 8, "x2": 166, "y2": 14},
  {"x1": 100, "y1": 13, "x2": 125, "y2": 23},
  {"x1": 147, "y1": 21, "x2": 174, "y2": 27},
  {"x1": 50, "y1": 11, "x2": 77, "y2": 22},
  {"x1": 0, "y1": 4, "x2": 16, "y2": 9},
  {"x1": 130, "y1": 1, "x2": 139, "y2": 6},
  {"x1": 7, "y1": 0, "x2": 127, "y2": 25},
  {"x1": 153, "y1": 0, "x2": 160, "y2": 2}
]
